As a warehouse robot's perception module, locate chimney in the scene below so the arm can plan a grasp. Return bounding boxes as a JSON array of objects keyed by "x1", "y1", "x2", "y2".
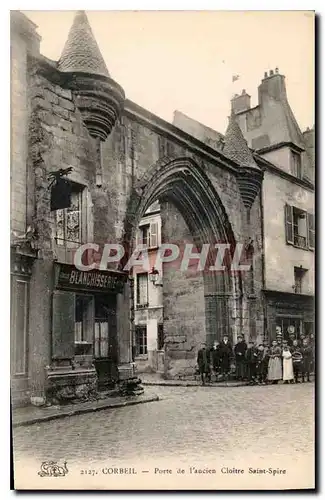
[
  {"x1": 231, "y1": 89, "x2": 251, "y2": 114},
  {"x1": 258, "y1": 67, "x2": 287, "y2": 103}
]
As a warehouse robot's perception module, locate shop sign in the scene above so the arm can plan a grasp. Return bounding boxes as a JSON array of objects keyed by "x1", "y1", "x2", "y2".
[{"x1": 55, "y1": 263, "x2": 127, "y2": 293}]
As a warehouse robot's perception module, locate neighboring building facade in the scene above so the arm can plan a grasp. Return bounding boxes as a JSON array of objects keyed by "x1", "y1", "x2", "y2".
[
  {"x1": 231, "y1": 69, "x2": 315, "y2": 341},
  {"x1": 133, "y1": 201, "x2": 164, "y2": 374}
]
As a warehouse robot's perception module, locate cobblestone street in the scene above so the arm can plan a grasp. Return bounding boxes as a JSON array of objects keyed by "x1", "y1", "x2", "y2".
[{"x1": 13, "y1": 383, "x2": 314, "y2": 490}]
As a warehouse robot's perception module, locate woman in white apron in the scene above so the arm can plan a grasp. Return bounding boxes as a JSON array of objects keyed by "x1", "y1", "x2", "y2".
[{"x1": 282, "y1": 346, "x2": 294, "y2": 384}]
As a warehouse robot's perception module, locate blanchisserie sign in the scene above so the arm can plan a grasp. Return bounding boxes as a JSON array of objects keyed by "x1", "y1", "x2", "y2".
[{"x1": 55, "y1": 264, "x2": 127, "y2": 293}]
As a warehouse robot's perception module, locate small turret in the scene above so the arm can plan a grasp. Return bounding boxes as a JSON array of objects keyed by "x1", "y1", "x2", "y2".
[{"x1": 58, "y1": 11, "x2": 125, "y2": 141}]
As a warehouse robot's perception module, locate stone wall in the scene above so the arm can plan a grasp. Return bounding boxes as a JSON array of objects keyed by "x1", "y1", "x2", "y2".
[{"x1": 161, "y1": 201, "x2": 206, "y2": 379}]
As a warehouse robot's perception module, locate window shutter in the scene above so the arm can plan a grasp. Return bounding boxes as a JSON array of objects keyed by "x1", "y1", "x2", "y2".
[
  {"x1": 150, "y1": 222, "x2": 158, "y2": 248},
  {"x1": 307, "y1": 213, "x2": 315, "y2": 250},
  {"x1": 285, "y1": 204, "x2": 294, "y2": 244},
  {"x1": 52, "y1": 290, "x2": 75, "y2": 359}
]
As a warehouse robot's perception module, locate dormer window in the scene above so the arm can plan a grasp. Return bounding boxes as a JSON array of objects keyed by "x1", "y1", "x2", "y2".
[{"x1": 291, "y1": 150, "x2": 302, "y2": 179}]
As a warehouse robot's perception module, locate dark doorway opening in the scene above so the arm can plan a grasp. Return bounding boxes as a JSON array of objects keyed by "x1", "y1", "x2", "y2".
[{"x1": 93, "y1": 294, "x2": 118, "y2": 390}]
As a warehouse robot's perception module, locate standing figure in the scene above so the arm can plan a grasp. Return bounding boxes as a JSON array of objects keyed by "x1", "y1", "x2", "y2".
[
  {"x1": 197, "y1": 343, "x2": 210, "y2": 385},
  {"x1": 210, "y1": 341, "x2": 221, "y2": 380},
  {"x1": 301, "y1": 339, "x2": 313, "y2": 382},
  {"x1": 256, "y1": 343, "x2": 269, "y2": 384},
  {"x1": 267, "y1": 340, "x2": 282, "y2": 384},
  {"x1": 298, "y1": 333, "x2": 306, "y2": 348},
  {"x1": 282, "y1": 345, "x2": 294, "y2": 384},
  {"x1": 218, "y1": 335, "x2": 233, "y2": 380},
  {"x1": 309, "y1": 333, "x2": 315, "y2": 375},
  {"x1": 234, "y1": 335, "x2": 247, "y2": 381},
  {"x1": 287, "y1": 332, "x2": 296, "y2": 348},
  {"x1": 291, "y1": 339, "x2": 303, "y2": 383},
  {"x1": 245, "y1": 341, "x2": 259, "y2": 384}
]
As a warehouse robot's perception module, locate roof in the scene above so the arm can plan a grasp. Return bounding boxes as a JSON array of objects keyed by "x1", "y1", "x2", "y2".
[
  {"x1": 223, "y1": 112, "x2": 260, "y2": 171},
  {"x1": 58, "y1": 10, "x2": 109, "y2": 77}
]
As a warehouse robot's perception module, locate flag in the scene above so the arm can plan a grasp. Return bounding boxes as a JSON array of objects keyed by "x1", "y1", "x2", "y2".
[{"x1": 232, "y1": 74, "x2": 240, "y2": 82}]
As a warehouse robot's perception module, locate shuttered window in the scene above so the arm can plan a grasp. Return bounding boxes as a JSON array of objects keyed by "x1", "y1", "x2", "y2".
[
  {"x1": 307, "y1": 213, "x2": 315, "y2": 250},
  {"x1": 285, "y1": 204, "x2": 314, "y2": 251},
  {"x1": 285, "y1": 204, "x2": 294, "y2": 244},
  {"x1": 11, "y1": 279, "x2": 29, "y2": 376},
  {"x1": 52, "y1": 290, "x2": 75, "y2": 359},
  {"x1": 150, "y1": 222, "x2": 158, "y2": 248}
]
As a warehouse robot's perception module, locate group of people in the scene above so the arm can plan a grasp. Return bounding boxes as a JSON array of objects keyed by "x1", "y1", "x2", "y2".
[{"x1": 197, "y1": 332, "x2": 315, "y2": 386}]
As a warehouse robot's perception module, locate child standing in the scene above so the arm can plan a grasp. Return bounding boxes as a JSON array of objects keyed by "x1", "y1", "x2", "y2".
[
  {"x1": 291, "y1": 339, "x2": 303, "y2": 383},
  {"x1": 245, "y1": 341, "x2": 258, "y2": 385},
  {"x1": 257, "y1": 343, "x2": 269, "y2": 384},
  {"x1": 301, "y1": 339, "x2": 313, "y2": 382},
  {"x1": 282, "y1": 345, "x2": 294, "y2": 384}
]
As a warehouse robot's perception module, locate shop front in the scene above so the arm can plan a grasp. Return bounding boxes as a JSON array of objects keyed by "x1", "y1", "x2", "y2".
[
  {"x1": 264, "y1": 290, "x2": 314, "y2": 341},
  {"x1": 47, "y1": 263, "x2": 128, "y2": 402}
]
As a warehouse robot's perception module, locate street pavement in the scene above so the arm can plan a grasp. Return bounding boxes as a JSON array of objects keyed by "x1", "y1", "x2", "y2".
[{"x1": 12, "y1": 383, "x2": 314, "y2": 489}]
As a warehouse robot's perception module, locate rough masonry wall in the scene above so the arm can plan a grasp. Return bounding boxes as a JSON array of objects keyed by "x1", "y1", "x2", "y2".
[
  {"x1": 161, "y1": 201, "x2": 206, "y2": 379},
  {"x1": 28, "y1": 61, "x2": 98, "y2": 255}
]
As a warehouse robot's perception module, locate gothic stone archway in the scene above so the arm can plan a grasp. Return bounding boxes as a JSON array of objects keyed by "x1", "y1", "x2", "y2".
[{"x1": 123, "y1": 156, "x2": 243, "y2": 379}]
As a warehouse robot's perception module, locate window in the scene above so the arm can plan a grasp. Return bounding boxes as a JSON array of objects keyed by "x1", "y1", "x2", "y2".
[
  {"x1": 157, "y1": 323, "x2": 164, "y2": 350},
  {"x1": 11, "y1": 279, "x2": 29, "y2": 376},
  {"x1": 139, "y1": 224, "x2": 149, "y2": 246},
  {"x1": 136, "y1": 273, "x2": 148, "y2": 306},
  {"x1": 285, "y1": 204, "x2": 314, "y2": 250},
  {"x1": 294, "y1": 267, "x2": 307, "y2": 294},
  {"x1": 138, "y1": 222, "x2": 159, "y2": 248},
  {"x1": 94, "y1": 296, "x2": 116, "y2": 358},
  {"x1": 135, "y1": 326, "x2": 147, "y2": 355},
  {"x1": 304, "y1": 322, "x2": 314, "y2": 337},
  {"x1": 56, "y1": 185, "x2": 83, "y2": 247},
  {"x1": 75, "y1": 295, "x2": 92, "y2": 343},
  {"x1": 291, "y1": 151, "x2": 302, "y2": 179},
  {"x1": 276, "y1": 318, "x2": 302, "y2": 340}
]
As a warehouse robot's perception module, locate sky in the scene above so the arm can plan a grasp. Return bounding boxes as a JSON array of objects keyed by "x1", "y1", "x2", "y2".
[{"x1": 22, "y1": 10, "x2": 314, "y2": 135}]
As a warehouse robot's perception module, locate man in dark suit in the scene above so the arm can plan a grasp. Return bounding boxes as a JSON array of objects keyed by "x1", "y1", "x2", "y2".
[
  {"x1": 218, "y1": 334, "x2": 233, "y2": 379},
  {"x1": 234, "y1": 335, "x2": 247, "y2": 380},
  {"x1": 197, "y1": 343, "x2": 210, "y2": 385}
]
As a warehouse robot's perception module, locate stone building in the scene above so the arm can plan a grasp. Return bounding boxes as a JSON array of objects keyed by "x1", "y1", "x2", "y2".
[
  {"x1": 12, "y1": 10, "x2": 293, "y2": 405},
  {"x1": 231, "y1": 70, "x2": 315, "y2": 340}
]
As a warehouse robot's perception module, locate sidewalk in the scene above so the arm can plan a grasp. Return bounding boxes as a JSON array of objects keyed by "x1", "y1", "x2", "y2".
[
  {"x1": 140, "y1": 373, "x2": 248, "y2": 387},
  {"x1": 140, "y1": 373, "x2": 315, "y2": 387},
  {"x1": 12, "y1": 393, "x2": 159, "y2": 428}
]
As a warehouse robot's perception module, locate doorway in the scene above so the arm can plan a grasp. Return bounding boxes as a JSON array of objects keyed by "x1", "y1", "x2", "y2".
[{"x1": 93, "y1": 294, "x2": 118, "y2": 389}]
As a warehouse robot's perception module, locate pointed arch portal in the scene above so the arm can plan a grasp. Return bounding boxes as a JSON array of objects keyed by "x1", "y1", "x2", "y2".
[{"x1": 123, "y1": 157, "x2": 243, "y2": 375}]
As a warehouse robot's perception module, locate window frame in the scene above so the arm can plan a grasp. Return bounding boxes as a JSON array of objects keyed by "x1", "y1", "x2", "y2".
[
  {"x1": 284, "y1": 204, "x2": 314, "y2": 251},
  {"x1": 136, "y1": 272, "x2": 149, "y2": 307},
  {"x1": 291, "y1": 150, "x2": 302, "y2": 179},
  {"x1": 135, "y1": 325, "x2": 148, "y2": 356},
  {"x1": 55, "y1": 182, "x2": 84, "y2": 247}
]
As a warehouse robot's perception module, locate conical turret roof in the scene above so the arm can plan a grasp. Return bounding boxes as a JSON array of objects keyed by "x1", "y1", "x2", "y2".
[
  {"x1": 58, "y1": 11, "x2": 109, "y2": 78},
  {"x1": 223, "y1": 112, "x2": 260, "y2": 171}
]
